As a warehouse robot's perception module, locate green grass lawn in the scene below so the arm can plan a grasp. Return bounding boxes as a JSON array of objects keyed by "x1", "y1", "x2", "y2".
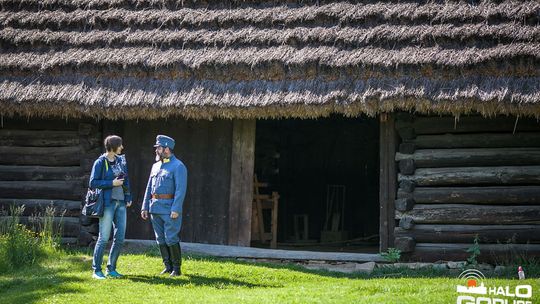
[{"x1": 1, "y1": 248, "x2": 539, "y2": 304}]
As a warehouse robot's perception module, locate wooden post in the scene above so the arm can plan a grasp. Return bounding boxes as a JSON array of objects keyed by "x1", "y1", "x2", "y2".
[
  {"x1": 228, "y1": 120, "x2": 256, "y2": 247},
  {"x1": 379, "y1": 113, "x2": 397, "y2": 251}
]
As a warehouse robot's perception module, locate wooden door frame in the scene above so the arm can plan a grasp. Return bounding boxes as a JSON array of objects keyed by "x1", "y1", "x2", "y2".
[{"x1": 379, "y1": 113, "x2": 398, "y2": 252}]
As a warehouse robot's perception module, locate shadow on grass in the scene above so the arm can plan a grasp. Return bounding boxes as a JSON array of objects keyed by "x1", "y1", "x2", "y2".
[
  {"x1": 0, "y1": 264, "x2": 86, "y2": 304},
  {"x1": 126, "y1": 273, "x2": 273, "y2": 288}
]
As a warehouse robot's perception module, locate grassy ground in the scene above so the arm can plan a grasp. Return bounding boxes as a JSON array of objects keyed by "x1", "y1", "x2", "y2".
[{"x1": 1, "y1": 248, "x2": 539, "y2": 304}]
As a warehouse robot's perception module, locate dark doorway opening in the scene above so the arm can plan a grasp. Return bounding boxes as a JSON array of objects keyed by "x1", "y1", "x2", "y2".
[{"x1": 253, "y1": 115, "x2": 380, "y2": 253}]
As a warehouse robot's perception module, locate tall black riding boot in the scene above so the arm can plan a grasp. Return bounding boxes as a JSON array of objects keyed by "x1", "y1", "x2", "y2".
[
  {"x1": 169, "y1": 243, "x2": 182, "y2": 277},
  {"x1": 158, "y1": 244, "x2": 173, "y2": 275}
]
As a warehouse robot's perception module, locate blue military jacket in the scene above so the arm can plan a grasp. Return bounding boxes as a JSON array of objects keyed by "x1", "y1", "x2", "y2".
[
  {"x1": 89, "y1": 154, "x2": 132, "y2": 206},
  {"x1": 142, "y1": 155, "x2": 188, "y2": 215}
]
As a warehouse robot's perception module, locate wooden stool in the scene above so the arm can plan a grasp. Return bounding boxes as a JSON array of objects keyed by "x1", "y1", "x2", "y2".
[{"x1": 251, "y1": 175, "x2": 279, "y2": 248}]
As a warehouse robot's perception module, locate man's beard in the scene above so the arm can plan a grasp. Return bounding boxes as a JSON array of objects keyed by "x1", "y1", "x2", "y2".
[{"x1": 155, "y1": 151, "x2": 164, "y2": 162}]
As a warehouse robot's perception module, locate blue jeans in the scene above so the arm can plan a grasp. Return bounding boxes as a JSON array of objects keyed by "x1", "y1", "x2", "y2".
[{"x1": 92, "y1": 200, "x2": 126, "y2": 272}]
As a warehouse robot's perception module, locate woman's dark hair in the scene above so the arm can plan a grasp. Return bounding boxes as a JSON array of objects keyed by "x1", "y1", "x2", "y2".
[{"x1": 104, "y1": 135, "x2": 123, "y2": 152}]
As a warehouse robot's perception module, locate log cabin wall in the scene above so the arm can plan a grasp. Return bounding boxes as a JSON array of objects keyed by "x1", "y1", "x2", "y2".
[
  {"x1": 393, "y1": 114, "x2": 540, "y2": 262},
  {"x1": 0, "y1": 116, "x2": 101, "y2": 244}
]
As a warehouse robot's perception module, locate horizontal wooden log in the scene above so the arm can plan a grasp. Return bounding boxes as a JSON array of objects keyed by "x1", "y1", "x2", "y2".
[
  {"x1": 409, "y1": 132, "x2": 540, "y2": 149},
  {"x1": 124, "y1": 240, "x2": 385, "y2": 262},
  {"x1": 0, "y1": 199, "x2": 80, "y2": 217},
  {"x1": 80, "y1": 222, "x2": 99, "y2": 234},
  {"x1": 398, "y1": 180, "x2": 416, "y2": 193},
  {"x1": 397, "y1": 116, "x2": 540, "y2": 135},
  {"x1": 0, "y1": 165, "x2": 84, "y2": 181},
  {"x1": 0, "y1": 146, "x2": 81, "y2": 166},
  {"x1": 397, "y1": 127, "x2": 415, "y2": 140},
  {"x1": 0, "y1": 118, "x2": 81, "y2": 131},
  {"x1": 0, "y1": 181, "x2": 84, "y2": 200},
  {"x1": 396, "y1": 148, "x2": 540, "y2": 168},
  {"x1": 0, "y1": 130, "x2": 80, "y2": 147},
  {"x1": 0, "y1": 216, "x2": 80, "y2": 237},
  {"x1": 395, "y1": 236, "x2": 416, "y2": 253},
  {"x1": 408, "y1": 243, "x2": 540, "y2": 263},
  {"x1": 395, "y1": 198, "x2": 415, "y2": 212},
  {"x1": 399, "y1": 217, "x2": 415, "y2": 230},
  {"x1": 77, "y1": 230, "x2": 96, "y2": 246},
  {"x1": 398, "y1": 143, "x2": 416, "y2": 154},
  {"x1": 396, "y1": 204, "x2": 540, "y2": 224},
  {"x1": 395, "y1": 225, "x2": 540, "y2": 244},
  {"x1": 398, "y1": 159, "x2": 416, "y2": 175},
  {"x1": 398, "y1": 186, "x2": 540, "y2": 204},
  {"x1": 79, "y1": 136, "x2": 101, "y2": 151},
  {"x1": 399, "y1": 166, "x2": 540, "y2": 186}
]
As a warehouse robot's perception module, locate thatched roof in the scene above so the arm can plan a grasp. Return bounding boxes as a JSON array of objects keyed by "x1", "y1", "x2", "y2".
[{"x1": 0, "y1": 0, "x2": 539, "y2": 119}]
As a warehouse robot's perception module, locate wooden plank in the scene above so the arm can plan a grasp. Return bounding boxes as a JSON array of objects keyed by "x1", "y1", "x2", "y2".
[
  {"x1": 399, "y1": 166, "x2": 540, "y2": 186},
  {"x1": 124, "y1": 239, "x2": 384, "y2": 262},
  {"x1": 0, "y1": 216, "x2": 80, "y2": 237},
  {"x1": 0, "y1": 181, "x2": 83, "y2": 200},
  {"x1": 0, "y1": 146, "x2": 81, "y2": 166},
  {"x1": 400, "y1": 116, "x2": 540, "y2": 135},
  {"x1": 388, "y1": 114, "x2": 397, "y2": 249},
  {"x1": 410, "y1": 132, "x2": 540, "y2": 149},
  {"x1": 0, "y1": 199, "x2": 80, "y2": 217},
  {"x1": 409, "y1": 243, "x2": 540, "y2": 263},
  {"x1": 396, "y1": 148, "x2": 540, "y2": 168},
  {"x1": 398, "y1": 186, "x2": 540, "y2": 204},
  {"x1": 228, "y1": 120, "x2": 256, "y2": 247},
  {"x1": 396, "y1": 204, "x2": 540, "y2": 224},
  {"x1": 0, "y1": 117, "x2": 82, "y2": 131},
  {"x1": 0, "y1": 165, "x2": 84, "y2": 181},
  {"x1": 395, "y1": 224, "x2": 540, "y2": 244},
  {"x1": 379, "y1": 113, "x2": 390, "y2": 251},
  {"x1": 0, "y1": 130, "x2": 80, "y2": 146}
]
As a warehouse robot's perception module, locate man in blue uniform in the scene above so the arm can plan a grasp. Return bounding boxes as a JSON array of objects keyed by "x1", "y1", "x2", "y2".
[{"x1": 141, "y1": 135, "x2": 188, "y2": 276}]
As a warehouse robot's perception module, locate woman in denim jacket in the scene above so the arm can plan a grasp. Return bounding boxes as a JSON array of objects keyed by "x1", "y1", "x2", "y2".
[{"x1": 89, "y1": 135, "x2": 132, "y2": 279}]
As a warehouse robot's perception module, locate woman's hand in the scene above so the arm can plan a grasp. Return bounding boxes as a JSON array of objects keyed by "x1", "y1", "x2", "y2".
[
  {"x1": 126, "y1": 201, "x2": 132, "y2": 207},
  {"x1": 112, "y1": 177, "x2": 124, "y2": 187},
  {"x1": 141, "y1": 210, "x2": 149, "y2": 220}
]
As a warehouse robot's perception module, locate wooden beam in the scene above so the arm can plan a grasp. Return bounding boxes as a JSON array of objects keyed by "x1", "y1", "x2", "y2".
[
  {"x1": 409, "y1": 243, "x2": 540, "y2": 263},
  {"x1": 396, "y1": 148, "x2": 540, "y2": 168},
  {"x1": 0, "y1": 130, "x2": 80, "y2": 146},
  {"x1": 396, "y1": 204, "x2": 540, "y2": 224},
  {"x1": 0, "y1": 165, "x2": 84, "y2": 181},
  {"x1": 0, "y1": 199, "x2": 80, "y2": 217},
  {"x1": 228, "y1": 120, "x2": 256, "y2": 247},
  {"x1": 400, "y1": 116, "x2": 540, "y2": 135},
  {"x1": 410, "y1": 132, "x2": 540, "y2": 149},
  {"x1": 0, "y1": 181, "x2": 83, "y2": 200},
  {"x1": 399, "y1": 166, "x2": 540, "y2": 186},
  {"x1": 395, "y1": 224, "x2": 540, "y2": 244},
  {"x1": 397, "y1": 186, "x2": 540, "y2": 204},
  {"x1": 0, "y1": 146, "x2": 81, "y2": 166},
  {"x1": 124, "y1": 239, "x2": 384, "y2": 262},
  {"x1": 379, "y1": 113, "x2": 397, "y2": 251}
]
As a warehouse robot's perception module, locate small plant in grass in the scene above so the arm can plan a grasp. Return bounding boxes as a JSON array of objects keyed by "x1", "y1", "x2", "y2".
[
  {"x1": 381, "y1": 248, "x2": 401, "y2": 263},
  {"x1": 466, "y1": 235, "x2": 481, "y2": 266},
  {"x1": 0, "y1": 205, "x2": 63, "y2": 273}
]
